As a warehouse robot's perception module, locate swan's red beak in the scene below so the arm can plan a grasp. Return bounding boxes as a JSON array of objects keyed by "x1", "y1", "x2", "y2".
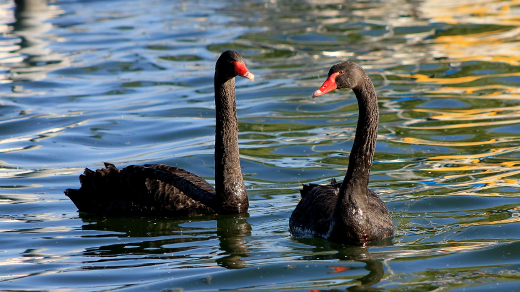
[
  {"x1": 312, "y1": 72, "x2": 339, "y2": 98},
  {"x1": 233, "y1": 61, "x2": 254, "y2": 80}
]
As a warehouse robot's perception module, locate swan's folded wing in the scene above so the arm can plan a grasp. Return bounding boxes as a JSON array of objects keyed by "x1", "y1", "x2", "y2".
[
  {"x1": 141, "y1": 164, "x2": 218, "y2": 208},
  {"x1": 65, "y1": 163, "x2": 216, "y2": 216}
]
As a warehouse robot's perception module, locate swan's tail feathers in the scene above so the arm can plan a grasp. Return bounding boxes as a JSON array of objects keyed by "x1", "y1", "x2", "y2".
[
  {"x1": 300, "y1": 178, "x2": 341, "y2": 199},
  {"x1": 64, "y1": 164, "x2": 122, "y2": 214},
  {"x1": 64, "y1": 188, "x2": 80, "y2": 202},
  {"x1": 300, "y1": 183, "x2": 318, "y2": 199},
  {"x1": 103, "y1": 162, "x2": 118, "y2": 170}
]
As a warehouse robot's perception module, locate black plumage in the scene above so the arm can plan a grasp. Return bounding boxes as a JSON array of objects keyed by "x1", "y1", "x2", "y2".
[
  {"x1": 290, "y1": 62, "x2": 394, "y2": 245},
  {"x1": 65, "y1": 51, "x2": 253, "y2": 216}
]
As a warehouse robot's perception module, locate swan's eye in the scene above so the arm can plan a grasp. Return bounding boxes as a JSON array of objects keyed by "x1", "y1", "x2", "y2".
[{"x1": 339, "y1": 70, "x2": 344, "y2": 74}]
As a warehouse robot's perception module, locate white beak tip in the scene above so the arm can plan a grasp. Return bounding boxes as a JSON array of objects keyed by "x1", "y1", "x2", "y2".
[
  {"x1": 244, "y1": 72, "x2": 254, "y2": 80},
  {"x1": 312, "y1": 89, "x2": 322, "y2": 98}
]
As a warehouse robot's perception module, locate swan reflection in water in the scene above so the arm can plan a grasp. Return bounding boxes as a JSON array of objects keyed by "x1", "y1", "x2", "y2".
[
  {"x1": 77, "y1": 214, "x2": 387, "y2": 290},
  {"x1": 78, "y1": 213, "x2": 251, "y2": 269},
  {"x1": 295, "y1": 237, "x2": 392, "y2": 291}
]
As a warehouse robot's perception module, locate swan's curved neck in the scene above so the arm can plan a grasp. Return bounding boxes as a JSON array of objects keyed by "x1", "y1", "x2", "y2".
[
  {"x1": 341, "y1": 77, "x2": 378, "y2": 194},
  {"x1": 332, "y1": 76, "x2": 378, "y2": 233},
  {"x1": 214, "y1": 73, "x2": 248, "y2": 213}
]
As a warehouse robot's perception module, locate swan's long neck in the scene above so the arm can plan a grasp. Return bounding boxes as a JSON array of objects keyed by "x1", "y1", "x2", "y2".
[
  {"x1": 331, "y1": 76, "x2": 378, "y2": 237},
  {"x1": 214, "y1": 73, "x2": 248, "y2": 214},
  {"x1": 340, "y1": 77, "x2": 378, "y2": 195}
]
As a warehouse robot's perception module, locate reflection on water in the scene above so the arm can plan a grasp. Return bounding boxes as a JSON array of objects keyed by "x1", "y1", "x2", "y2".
[
  {"x1": 79, "y1": 213, "x2": 251, "y2": 269},
  {"x1": 1, "y1": 0, "x2": 520, "y2": 290},
  {"x1": 2, "y1": 0, "x2": 66, "y2": 83}
]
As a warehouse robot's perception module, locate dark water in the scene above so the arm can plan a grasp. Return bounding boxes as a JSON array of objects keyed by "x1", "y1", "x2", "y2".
[{"x1": 2, "y1": 0, "x2": 520, "y2": 290}]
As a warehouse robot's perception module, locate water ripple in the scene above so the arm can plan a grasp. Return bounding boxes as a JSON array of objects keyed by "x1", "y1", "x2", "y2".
[{"x1": 1, "y1": 0, "x2": 520, "y2": 291}]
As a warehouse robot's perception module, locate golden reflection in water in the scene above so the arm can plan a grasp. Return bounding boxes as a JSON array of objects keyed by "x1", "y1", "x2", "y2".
[
  {"x1": 420, "y1": 0, "x2": 520, "y2": 64},
  {"x1": 390, "y1": 241, "x2": 498, "y2": 258},
  {"x1": 401, "y1": 137, "x2": 505, "y2": 146},
  {"x1": 310, "y1": 0, "x2": 520, "y2": 68},
  {"x1": 430, "y1": 86, "x2": 520, "y2": 100},
  {"x1": 460, "y1": 217, "x2": 520, "y2": 226},
  {"x1": 437, "y1": 242, "x2": 497, "y2": 253},
  {"x1": 397, "y1": 72, "x2": 520, "y2": 85},
  {"x1": 414, "y1": 107, "x2": 520, "y2": 121},
  {"x1": 420, "y1": 148, "x2": 520, "y2": 196},
  {"x1": 403, "y1": 119, "x2": 520, "y2": 130}
]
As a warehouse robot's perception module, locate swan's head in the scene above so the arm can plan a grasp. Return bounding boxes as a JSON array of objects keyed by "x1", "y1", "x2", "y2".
[
  {"x1": 217, "y1": 50, "x2": 255, "y2": 80},
  {"x1": 312, "y1": 62, "x2": 365, "y2": 98}
]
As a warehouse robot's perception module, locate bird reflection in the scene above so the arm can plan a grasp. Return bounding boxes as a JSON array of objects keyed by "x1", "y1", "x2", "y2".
[
  {"x1": 77, "y1": 213, "x2": 251, "y2": 269},
  {"x1": 294, "y1": 237, "x2": 392, "y2": 291},
  {"x1": 215, "y1": 213, "x2": 251, "y2": 269}
]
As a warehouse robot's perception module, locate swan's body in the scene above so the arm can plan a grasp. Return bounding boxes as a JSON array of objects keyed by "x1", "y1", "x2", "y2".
[
  {"x1": 65, "y1": 50, "x2": 253, "y2": 216},
  {"x1": 290, "y1": 62, "x2": 393, "y2": 245}
]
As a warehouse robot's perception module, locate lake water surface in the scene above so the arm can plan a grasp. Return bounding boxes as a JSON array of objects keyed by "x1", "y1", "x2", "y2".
[{"x1": 2, "y1": 0, "x2": 520, "y2": 290}]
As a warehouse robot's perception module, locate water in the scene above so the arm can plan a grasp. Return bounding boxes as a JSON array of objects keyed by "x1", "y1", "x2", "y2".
[{"x1": 1, "y1": 0, "x2": 520, "y2": 290}]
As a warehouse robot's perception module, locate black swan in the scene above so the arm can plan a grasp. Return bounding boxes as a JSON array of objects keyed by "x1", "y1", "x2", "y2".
[
  {"x1": 289, "y1": 61, "x2": 394, "y2": 245},
  {"x1": 65, "y1": 50, "x2": 253, "y2": 216}
]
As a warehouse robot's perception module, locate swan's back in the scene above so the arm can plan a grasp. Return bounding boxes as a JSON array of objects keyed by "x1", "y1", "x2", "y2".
[
  {"x1": 290, "y1": 179, "x2": 393, "y2": 244},
  {"x1": 65, "y1": 163, "x2": 216, "y2": 216},
  {"x1": 290, "y1": 180, "x2": 340, "y2": 238}
]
